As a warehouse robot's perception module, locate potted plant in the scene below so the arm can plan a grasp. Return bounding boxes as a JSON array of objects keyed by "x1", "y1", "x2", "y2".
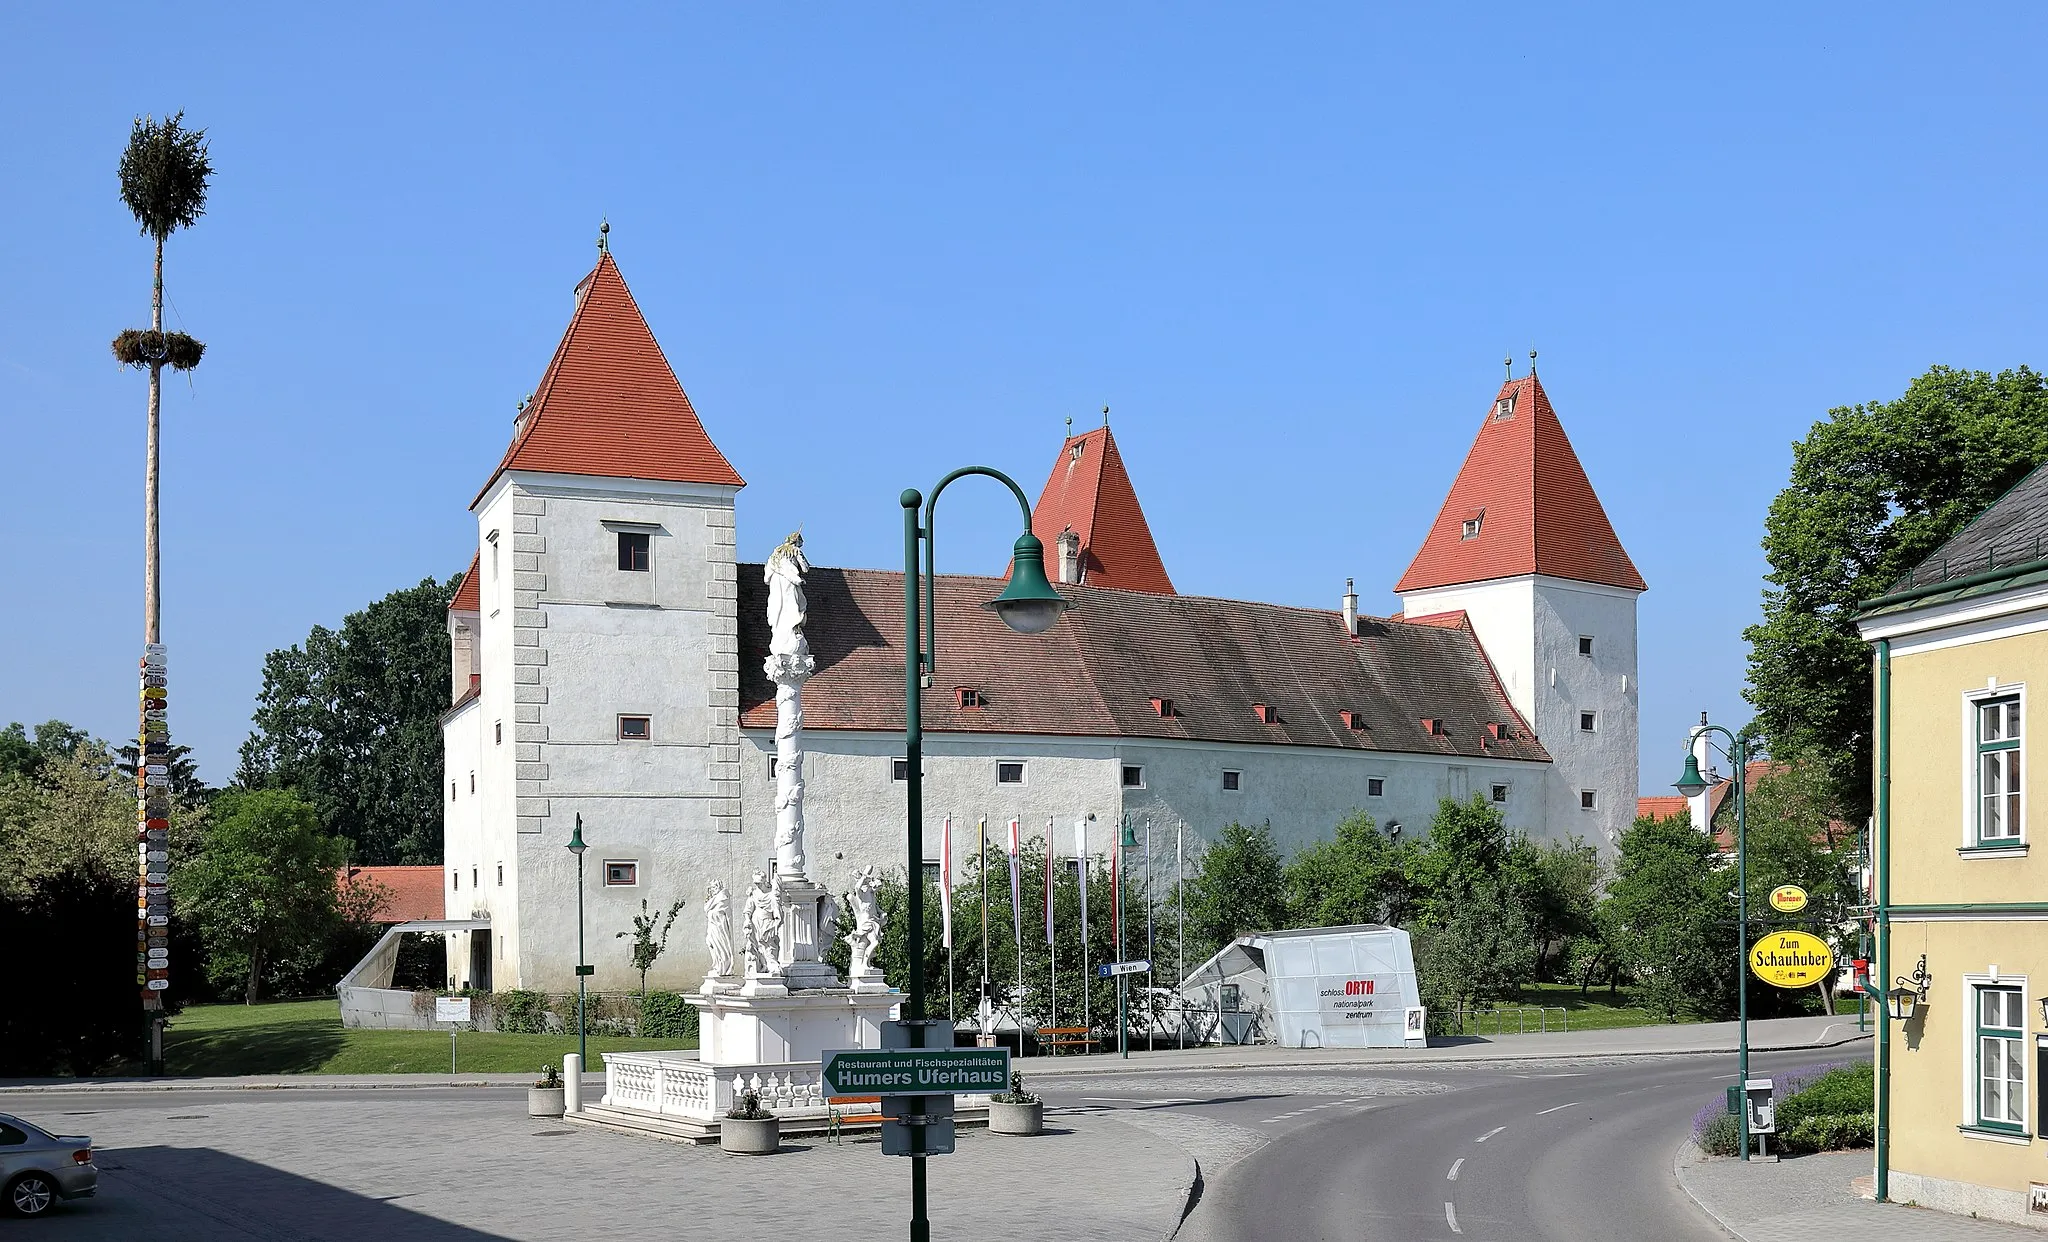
[
  {"x1": 988, "y1": 1071, "x2": 1043, "y2": 1136},
  {"x1": 720, "y1": 1088, "x2": 779, "y2": 1154},
  {"x1": 528, "y1": 1064, "x2": 566, "y2": 1118}
]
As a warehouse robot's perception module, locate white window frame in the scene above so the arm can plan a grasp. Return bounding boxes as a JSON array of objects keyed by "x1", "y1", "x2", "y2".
[
  {"x1": 1491, "y1": 783, "x2": 1511, "y2": 804},
  {"x1": 996, "y1": 760, "x2": 1028, "y2": 786},
  {"x1": 1579, "y1": 711, "x2": 1599, "y2": 733},
  {"x1": 603, "y1": 859, "x2": 640, "y2": 888},
  {"x1": 1962, "y1": 684, "x2": 2026, "y2": 851},
  {"x1": 1579, "y1": 789, "x2": 1598, "y2": 811},
  {"x1": 1960, "y1": 972, "x2": 2030, "y2": 1139},
  {"x1": 618, "y1": 714, "x2": 652, "y2": 741},
  {"x1": 1120, "y1": 764, "x2": 1145, "y2": 790},
  {"x1": 891, "y1": 757, "x2": 910, "y2": 782},
  {"x1": 1222, "y1": 769, "x2": 1242, "y2": 792},
  {"x1": 1578, "y1": 635, "x2": 1595, "y2": 658},
  {"x1": 1367, "y1": 777, "x2": 1385, "y2": 798}
]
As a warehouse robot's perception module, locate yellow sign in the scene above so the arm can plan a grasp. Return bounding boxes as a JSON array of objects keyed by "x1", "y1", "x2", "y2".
[
  {"x1": 1768, "y1": 885, "x2": 1809, "y2": 914},
  {"x1": 1750, "y1": 931, "x2": 1834, "y2": 989}
]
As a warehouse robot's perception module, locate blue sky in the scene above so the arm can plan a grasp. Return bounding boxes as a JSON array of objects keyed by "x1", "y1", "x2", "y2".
[{"x1": 3, "y1": 5, "x2": 2044, "y2": 793}]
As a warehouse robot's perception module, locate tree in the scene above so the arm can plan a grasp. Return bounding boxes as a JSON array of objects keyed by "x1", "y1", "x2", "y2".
[
  {"x1": 0, "y1": 864, "x2": 156, "y2": 1075},
  {"x1": 0, "y1": 740, "x2": 147, "y2": 901},
  {"x1": 1740, "y1": 759, "x2": 1859, "y2": 1014},
  {"x1": 0, "y1": 720, "x2": 94, "y2": 784},
  {"x1": 237, "y1": 576, "x2": 460, "y2": 864},
  {"x1": 1283, "y1": 810, "x2": 1418, "y2": 928},
  {"x1": 1602, "y1": 811, "x2": 1736, "y2": 1021},
  {"x1": 1527, "y1": 837, "x2": 1604, "y2": 980},
  {"x1": 1178, "y1": 823, "x2": 1287, "y2": 958},
  {"x1": 174, "y1": 789, "x2": 347, "y2": 1004},
  {"x1": 112, "y1": 112, "x2": 211, "y2": 652},
  {"x1": 616, "y1": 897, "x2": 686, "y2": 998},
  {"x1": 1415, "y1": 880, "x2": 1537, "y2": 1024},
  {"x1": 116, "y1": 738, "x2": 211, "y2": 801},
  {"x1": 1746, "y1": 365, "x2": 2048, "y2": 820}
]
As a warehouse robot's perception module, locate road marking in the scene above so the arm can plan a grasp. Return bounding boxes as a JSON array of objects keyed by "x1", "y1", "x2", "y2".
[
  {"x1": 1535, "y1": 1101, "x2": 1580, "y2": 1115},
  {"x1": 1079, "y1": 1096, "x2": 1199, "y2": 1105},
  {"x1": 1445, "y1": 1201, "x2": 1461, "y2": 1234},
  {"x1": 1446, "y1": 1158, "x2": 1464, "y2": 1181},
  {"x1": 1476, "y1": 1126, "x2": 1505, "y2": 1143}
]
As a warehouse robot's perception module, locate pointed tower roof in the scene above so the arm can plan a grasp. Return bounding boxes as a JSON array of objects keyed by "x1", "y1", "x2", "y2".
[
  {"x1": 447, "y1": 553, "x2": 480, "y2": 614},
  {"x1": 1395, "y1": 373, "x2": 1644, "y2": 594},
  {"x1": 473, "y1": 250, "x2": 744, "y2": 506},
  {"x1": 1030, "y1": 424, "x2": 1176, "y2": 594}
]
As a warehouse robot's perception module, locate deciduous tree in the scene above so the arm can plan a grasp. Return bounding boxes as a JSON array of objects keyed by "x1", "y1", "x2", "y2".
[{"x1": 174, "y1": 789, "x2": 347, "y2": 1004}]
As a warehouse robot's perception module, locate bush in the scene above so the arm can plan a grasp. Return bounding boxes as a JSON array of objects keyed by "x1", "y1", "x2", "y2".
[
  {"x1": 496, "y1": 990, "x2": 550, "y2": 1034},
  {"x1": 1694, "y1": 1110, "x2": 1743, "y2": 1156},
  {"x1": 639, "y1": 991, "x2": 698, "y2": 1041},
  {"x1": 1782, "y1": 1112, "x2": 1873, "y2": 1154},
  {"x1": 1775, "y1": 1062, "x2": 1873, "y2": 1132}
]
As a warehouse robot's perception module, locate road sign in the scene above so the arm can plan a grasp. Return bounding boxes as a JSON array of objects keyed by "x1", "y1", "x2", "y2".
[
  {"x1": 435, "y1": 996, "x2": 472, "y2": 1024},
  {"x1": 881, "y1": 1117, "x2": 956, "y2": 1156},
  {"x1": 882, "y1": 1096, "x2": 955, "y2": 1120},
  {"x1": 821, "y1": 1047, "x2": 1010, "y2": 1096},
  {"x1": 1749, "y1": 930, "x2": 1834, "y2": 989},
  {"x1": 1768, "y1": 885, "x2": 1809, "y2": 914},
  {"x1": 1097, "y1": 959, "x2": 1149, "y2": 978}
]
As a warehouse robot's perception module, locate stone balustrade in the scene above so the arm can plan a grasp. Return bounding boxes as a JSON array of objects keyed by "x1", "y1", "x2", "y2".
[{"x1": 600, "y1": 1051, "x2": 829, "y2": 1122}]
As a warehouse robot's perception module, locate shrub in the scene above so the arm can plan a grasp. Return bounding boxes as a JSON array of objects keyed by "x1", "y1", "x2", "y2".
[
  {"x1": 1775, "y1": 1062, "x2": 1873, "y2": 1132},
  {"x1": 993, "y1": 1071, "x2": 1039, "y2": 1105},
  {"x1": 496, "y1": 989, "x2": 550, "y2": 1034},
  {"x1": 1694, "y1": 1110, "x2": 1743, "y2": 1156},
  {"x1": 1782, "y1": 1112, "x2": 1873, "y2": 1154},
  {"x1": 726, "y1": 1088, "x2": 772, "y2": 1120},
  {"x1": 639, "y1": 991, "x2": 698, "y2": 1041}
]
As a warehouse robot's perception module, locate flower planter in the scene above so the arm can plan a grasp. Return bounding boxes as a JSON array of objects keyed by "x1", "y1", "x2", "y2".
[
  {"x1": 527, "y1": 1086, "x2": 566, "y2": 1117},
  {"x1": 988, "y1": 1100, "x2": 1043, "y2": 1136},
  {"x1": 720, "y1": 1116, "x2": 781, "y2": 1154}
]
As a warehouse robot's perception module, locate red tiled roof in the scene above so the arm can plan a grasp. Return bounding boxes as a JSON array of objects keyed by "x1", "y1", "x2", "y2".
[
  {"x1": 1402, "y1": 610, "x2": 1469, "y2": 630},
  {"x1": 339, "y1": 865, "x2": 444, "y2": 923},
  {"x1": 1636, "y1": 795, "x2": 1689, "y2": 823},
  {"x1": 448, "y1": 553, "x2": 480, "y2": 614},
  {"x1": 472, "y1": 251, "x2": 744, "y2": 506},
  {"x1": 1396, "y1": 374, "x2": 1645, "y2": 594},
  {"x1": 737, "y1": 566, "x2": 1548, "y2": 763},
  {"x1": 1030, "y1": 426, "x2": 1175, "y2": 594}
]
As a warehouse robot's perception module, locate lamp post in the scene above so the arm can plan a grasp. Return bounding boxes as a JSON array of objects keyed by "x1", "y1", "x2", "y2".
[
  {"x1": 900, "y1": 468, "x2": 1070, "y2": 1242},
  {"x1": 1672, "y1": 724, "x2": 1751, "y2": 1160},
  {"x1": 567, "y1": 815, "x2": 590, "y2": 1068}
]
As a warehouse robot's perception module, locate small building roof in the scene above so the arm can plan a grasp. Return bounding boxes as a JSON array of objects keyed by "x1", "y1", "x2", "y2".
[
  {"x1": 736, "y1": 565, "x2": 1548, "y2": 763},
  {"x1": 1396, "y1": 374, "x2": 1644, "y2": 594},
  {"x1": 473, "y1": 250, "x2": 743, "y2": 507},
  {"x1": 339, "y1": 865, "x2": 445, "y2": 923},
  {"x1": 1862, "y1": 459, "x2": 2048, "y2": 616},
  {"x1": 1030, "y1": 425, "x2": 1175, "y2": 594},
  {"x1": 448, "y1": 553, "x2": 480, "y2": 614}
]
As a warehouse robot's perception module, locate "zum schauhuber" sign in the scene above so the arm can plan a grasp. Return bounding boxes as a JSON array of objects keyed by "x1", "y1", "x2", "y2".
[{"x1": 821, "y1": 1047, "x2": 1011, "y2": 1096}]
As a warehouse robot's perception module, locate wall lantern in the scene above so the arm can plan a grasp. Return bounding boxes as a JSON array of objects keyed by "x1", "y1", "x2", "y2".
[
  {"x1": 1886, "y1": 954, "x2": 1930, "y2": 1022},
  {"x1": 2037, "y1": 994, "x2": 2048, "y2": 1031}
]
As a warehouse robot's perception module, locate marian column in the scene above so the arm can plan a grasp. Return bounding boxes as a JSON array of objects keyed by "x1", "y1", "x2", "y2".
[{"x1": 759, "y1": 533, "x2": 838, "y2": 989}]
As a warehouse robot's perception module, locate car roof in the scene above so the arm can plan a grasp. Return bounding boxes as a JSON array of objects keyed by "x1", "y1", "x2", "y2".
[{"x1": 0, "y1": 1114, "x2": 56, "y2": 1138}]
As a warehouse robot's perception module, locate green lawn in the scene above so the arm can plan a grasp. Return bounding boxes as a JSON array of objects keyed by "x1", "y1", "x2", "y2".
[
  {"x1": 1448, "y1": 982, "x2": 1873, "y2": 1035},
  {"x1": 159, "y1": 999, "x2": 694, "y2": 1076}
]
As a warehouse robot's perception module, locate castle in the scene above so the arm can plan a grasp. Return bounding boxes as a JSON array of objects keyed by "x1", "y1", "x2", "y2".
[{"x1": 440, "y1": 246, "x2": 1644, "y2": 993}]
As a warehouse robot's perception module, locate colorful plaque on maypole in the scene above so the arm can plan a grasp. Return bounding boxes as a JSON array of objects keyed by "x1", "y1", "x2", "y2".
[{"x1": 138, "y1": 644, "x2": 170, "y2": 1008}]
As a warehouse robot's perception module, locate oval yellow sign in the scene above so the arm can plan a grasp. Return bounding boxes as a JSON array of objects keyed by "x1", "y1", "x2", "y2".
[
  {"x1": 1769, "y1": 885, "x2": 1809, "y2": 914},
  {"x1": 1750, "y1": 930, "x2": 1834, "y2": 989}
]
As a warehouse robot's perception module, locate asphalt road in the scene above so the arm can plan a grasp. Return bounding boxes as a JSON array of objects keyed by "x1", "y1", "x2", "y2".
[{"x1": 1035, "y1": 1044, "x2": 1862, "y2": 1242}]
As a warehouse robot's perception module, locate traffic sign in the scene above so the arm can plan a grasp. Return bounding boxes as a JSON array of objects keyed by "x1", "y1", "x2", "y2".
[
  {"x1": 821, "y1": 1047, "x2": 1010, "y2": 1096},
  {"x1": 881, "y1": 1117, "x2": 956, "y2": 1156},
  {"x1": 1097, "y1": 959, "x2": 1150, "y2": 978}
]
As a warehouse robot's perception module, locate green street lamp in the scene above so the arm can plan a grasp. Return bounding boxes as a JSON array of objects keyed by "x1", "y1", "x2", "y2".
[
  {"x1": 567, "y1": 816, "x2": 591, "y2": 1068},
  {"x1": 1669, "y1": 718, "x2": 1752, "y2": 1160},
  {"x1": 900, "y1": 467, "x2": 1069, "y2": 1242}
]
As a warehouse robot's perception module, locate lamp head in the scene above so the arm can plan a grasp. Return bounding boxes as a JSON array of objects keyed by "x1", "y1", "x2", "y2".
[
  {"x1": 985, "y1": 532, "x2": 1070, "y2": 635},
  {"x1": 1673, "y1": 753, "x2": 1713, "y2": 799},
  {"x1": 1119, "y1": 818, "x2": 1139, "y2": 849},
  {"x1": 567, "y1": 814, "x2": 587, "y2": 856},
  {"x1": 1886, "y1": 984, "x2": 1917, "y2": 1023}
]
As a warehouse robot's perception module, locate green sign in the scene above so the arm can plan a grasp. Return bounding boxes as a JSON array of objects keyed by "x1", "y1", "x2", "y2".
[{"x1": 822, "y1": 1047, "x2": 1010, "y2": 1096}]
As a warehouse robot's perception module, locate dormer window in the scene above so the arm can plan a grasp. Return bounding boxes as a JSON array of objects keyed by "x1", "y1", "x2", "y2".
[
  {"x1": 1253, "y1": 703, "x2": 1278, "y2": 725},
  {"x1": 1340, "y1": 710, "x2": 1365, "y2": 731},
  {"x1": 955, "y1": 687, "x2": 983, "y2": 708},
  {"x1": 1494, "y1": 395, "x2": 1516, "y2": 420},
  {"x1": 1421, "y1": 717, "x2": 1444, "y2": 736},
  {"x1": 1461, "y1": 514, "x2": 1483, "y2": 540},
  {"x1": 1151, "y1": 697, "x2": 1176, "y2": 718}
]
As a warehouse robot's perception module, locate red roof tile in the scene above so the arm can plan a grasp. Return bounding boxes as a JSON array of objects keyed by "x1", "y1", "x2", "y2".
[
  {"x1": 737, "y1": 566, "x2": 1547, "y2": 763},
  {"x1": 339, "y1": 865, "x2": 444, "y2": 923},
  {"x1": 448, "y1": 553, "x2": 480, "y2": 614},
  {"x1": 1030, "y1": 426, "x2": 1175, "y2": 594},
  {"x1": 1636, "y1": 795, "x2": 1689, "y2": 823},
  {"x1": 473, "y1": 252, "x2": 744, "y2": 506},
  {"x1": 1396, "y1": 374, "x2": 1644, "y2": 594}
]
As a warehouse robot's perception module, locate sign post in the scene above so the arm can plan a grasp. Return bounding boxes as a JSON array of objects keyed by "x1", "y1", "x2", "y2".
[{"x1": 436, "y1": 996, "x2": 472, "y2": 1073}]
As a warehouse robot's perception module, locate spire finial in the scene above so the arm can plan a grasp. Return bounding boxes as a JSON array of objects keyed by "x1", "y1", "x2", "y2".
[
  {"x1": 598, "y1": 218, "x2": 610, "y2": 254},
  {"x1": 1065, "y1": 415, "x2": 1073, "y2": 439},
  {"x1": 1102, "y1": 404, "x2": 1110, "y2": 428},
  {"x1": 1504, "y1": 354, "x2": 1513, "y2": 380},
  {"x1": 1528, "y1": 348, "x2": 1537, "y2": 376}
]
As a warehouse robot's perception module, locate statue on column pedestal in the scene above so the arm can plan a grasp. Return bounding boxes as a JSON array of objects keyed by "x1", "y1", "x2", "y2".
[
  {"x1": 701, "y1": 880, "x2": 734, "y2": 993},
  {"x1": 763, "y1": 533, "x2": 813, "y2": 880}
]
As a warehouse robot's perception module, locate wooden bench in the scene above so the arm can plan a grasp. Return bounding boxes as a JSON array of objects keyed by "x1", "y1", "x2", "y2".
[
  {"x1": 1036, "y1": 1026, "x2": 1097, "y2": 1053},
  {"x1": 825, "y1": 1094, "x2": 882, "y2": 1142}
]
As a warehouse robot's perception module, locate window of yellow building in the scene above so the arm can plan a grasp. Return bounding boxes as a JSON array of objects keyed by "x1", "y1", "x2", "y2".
[
  {"x1": 1973, "y1": 984, "x2": 2027, "y2": 1133},
  {"x1": 1974, "y1": 694, "x2": 2023, "y2": 847}
]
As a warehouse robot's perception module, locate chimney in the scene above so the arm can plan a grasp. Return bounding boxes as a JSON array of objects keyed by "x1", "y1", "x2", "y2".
[
  {"x1": 1057, "y1": 528, "x2": 1082, "y2": 585},
  {"x1": 1342, "y1": 577, "x2": 1358, "y2": 636}
]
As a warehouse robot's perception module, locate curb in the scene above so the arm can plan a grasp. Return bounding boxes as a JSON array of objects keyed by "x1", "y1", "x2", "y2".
[
  {"x1": 1168, "y1": 1154, "x2": 1205, "y2": 1240},
  {"x1": 0, "y1": 1075, "x2": 602, "y2": 1094},
  {"x1": 1671, "y1": 1135, "x2": 1746, "y2": 1241}
]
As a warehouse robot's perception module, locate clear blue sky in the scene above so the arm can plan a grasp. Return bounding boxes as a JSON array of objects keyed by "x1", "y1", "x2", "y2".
[{"x1": 4, "y1": 5, "x2": 2044, "y2": 793}]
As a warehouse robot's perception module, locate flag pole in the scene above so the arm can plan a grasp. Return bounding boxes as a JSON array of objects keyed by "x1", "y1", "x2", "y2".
[
  {"x1": 1009, "y1": 817, "x2": 1023, "y2": 1028},
  {"x1": 1177, "y1": 820, "x2": 1185, "y2": 1050},
  {"x1": 1046, "y1": 818, "x2": 1057, "y2": 1055},
  {"x1": 1079, "y1": 814, "x2": 1092, "y2": 1053},
  {"x1": 979, "y1": 814, "x2": 989, "y2": 1039},
  {"x1": 942, "y1": 814, "x2": 955, "y2": 1027}
]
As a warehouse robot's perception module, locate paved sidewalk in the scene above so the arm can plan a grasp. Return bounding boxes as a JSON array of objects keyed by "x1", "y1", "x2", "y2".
[
  {"x1": 1676, "y1": 1144, "x2": 2044, "y2": 1240},
  {"x1": 6, "y1": 1090, "x2": 1193, "y2": 1241}
]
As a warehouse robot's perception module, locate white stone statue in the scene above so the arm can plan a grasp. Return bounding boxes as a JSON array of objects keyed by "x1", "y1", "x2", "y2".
[
  {"x1": 845, "y1": 866, "x2": 885, "y2": 980},
  {"x1": 704, "y1": 880, "x2": 734, "y2": 980},
  {"x1": 763, "y1": 532, "x2": 815, "y2": 878},
  {"x1": 742, "y1": 871, "x2": 781, "y2": 976}
]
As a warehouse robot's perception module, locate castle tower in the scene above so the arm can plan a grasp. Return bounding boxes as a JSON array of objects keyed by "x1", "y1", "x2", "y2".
[
  {"x1": 1395, "y1": 372, "x2": 1645, "y2": 847},
  {"x1": 1030, "y1": 424, "x2": 1175, "y2": 593}
]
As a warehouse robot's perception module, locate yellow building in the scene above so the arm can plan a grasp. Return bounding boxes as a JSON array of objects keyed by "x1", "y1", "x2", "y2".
[{"x1": 1859, "y1": 462, "x2": 2048, "y2": 1225}]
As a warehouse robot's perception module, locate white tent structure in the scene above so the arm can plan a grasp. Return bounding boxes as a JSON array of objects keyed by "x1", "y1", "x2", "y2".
[{"x1": 1179, "y1": 924, "x2": 1425, "y2": 1049}]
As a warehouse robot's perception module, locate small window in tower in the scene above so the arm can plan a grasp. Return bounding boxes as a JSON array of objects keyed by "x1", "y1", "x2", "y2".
[
  {"x1": 1578, "y1": 635, "x2": 1595, "y2": 658},
  {"x1": 471, "y1": 866, "x2": 478, "y2": 889},
  {"x1": 1122, "y1": 765, "x2": 1144, "y2": 789},
  {"x1": 495, "y1": 720, "x2": 503, "y2": 745},
  {"x1": 452, "y1": 869, "x2": 459, "y2": 891},
  {"x1": 1492, "y1": 783, "x2": 1511, "y2": 803},
  {"x1": 619, "y1": 714, "x2": 651, "y2": 740},
  {"x1": 617, "y1": 531, "x2": 651, "y2": 572},
  {"x1": 496, "y1": 864, "x2": 503, "y2": 887},
  {"x1": 1580, "y1": 789, "x2": 1598, "y2": 811},
  {"x1": 1367, "y1": 777, "x2": 1385, "y2": 797},
  {"x1": 1461, "y1": 517, "x2": 1482, "y2": 540},
  {"x1": 892, "y1": 758, "x2": 910, "y2": 782},
  {"x1": 1580, "y1": 711, "x2": 1598, "y2": 733},
  {"x1": 997, "y1": 761, "x2": 1026, "y2": 785},
  {"x1": 450, "y1": 781, "x2": 457, "y2": 802},
  {"x1": 469, "y1": 770, "x2": 475, "y2": 793},
  {"x1": 1494, "y1": 396, "x2": 1516, "y2": 421},
  {"x1": 1223, "y1": 769, "x2": 1242, "y2": 792},
  {"x1": 768, "y1": 755, "x2": 777, "y2": 779},
  {"x1": 604, "y1": 860, "x2": 639, "y2": 887}
]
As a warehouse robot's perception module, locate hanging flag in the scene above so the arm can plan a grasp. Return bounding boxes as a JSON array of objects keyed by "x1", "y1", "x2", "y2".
[
  {"x1": 1111, "y1": 830, "x2": 1122, "y2": 956},
  {"x1": 940, "y1": 814, "x2": 955, "y2": 951},
  {"x1": 1074, "y1": 816, "x2": 1090, "y2": 948},
  {"x1": 1043, "y1": 817, "x2": 1056, "y2": 945},
  {"x1": 1007, "y1": 817, "x2": 1023, "y2": 949}
]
